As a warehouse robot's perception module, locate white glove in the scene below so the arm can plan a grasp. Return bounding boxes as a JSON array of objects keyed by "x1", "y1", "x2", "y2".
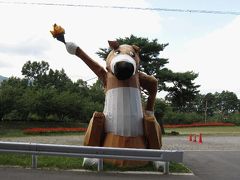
[
  {"x1": 145, "y1": 110, "x2": 154, "y2": 116},
  {"x1": 65, "y1": 42, "x2": 78, "y2": 55}
]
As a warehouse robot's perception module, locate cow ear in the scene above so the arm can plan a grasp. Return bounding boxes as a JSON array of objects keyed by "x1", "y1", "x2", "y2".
[
  {"x1": 108, "y1": 40, "x2": 120, "y2": 50},
  {"x1": 132, "y1": 45, "x2": 140, "y2": 53}
]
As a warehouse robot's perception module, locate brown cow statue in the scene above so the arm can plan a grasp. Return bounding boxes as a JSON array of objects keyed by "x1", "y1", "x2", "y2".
[{"x1": 51, "y1": 24, "x2": 162, "y2": 167}]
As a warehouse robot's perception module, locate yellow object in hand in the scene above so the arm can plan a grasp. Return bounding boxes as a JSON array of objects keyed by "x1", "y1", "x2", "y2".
[{"x1": 50, "y1": 24, "x2": 65, "y2": 38}]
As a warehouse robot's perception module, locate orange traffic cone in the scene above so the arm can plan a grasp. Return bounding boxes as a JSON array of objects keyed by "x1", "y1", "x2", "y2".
[
  {"x1": 198, "y1": 133, "x2": 203, "y2": 144},
  {"x1": 189, "y1": 134, "x2": 192, "y2": 141},
  {"x1": 193, "y1": 134, "x2": 197, "y2": 142}
]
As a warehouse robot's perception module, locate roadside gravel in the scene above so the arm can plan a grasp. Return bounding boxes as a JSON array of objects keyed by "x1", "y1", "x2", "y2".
[
  {"x1": 161, "y1": 135, "x2": 240, "y2": 151},
  {"x1": 1, "y1": 135, "x2": 240, "y2": 151},
  {"x1": 0, "y1": 135, "x2": 84, "y2": 146}
]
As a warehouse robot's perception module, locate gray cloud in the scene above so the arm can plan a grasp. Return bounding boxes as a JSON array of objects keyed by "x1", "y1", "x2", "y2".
[
  {"x1": 0, "y1": 60, "x2": 11, "y2": 68},
  {"x1": 0, "y1": 38, "x2": 49, "y2": 56}
]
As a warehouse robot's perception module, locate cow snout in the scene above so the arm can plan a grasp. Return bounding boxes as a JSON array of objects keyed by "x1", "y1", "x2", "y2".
[
  {"x1": 114, "y1": 61, "x2": 134, "y2": 80},
  {"x1": 110, "y1": 54, "x2": 136, "y2": 80}
]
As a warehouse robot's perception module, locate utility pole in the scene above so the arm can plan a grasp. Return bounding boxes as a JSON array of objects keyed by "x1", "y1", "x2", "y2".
[{"x1": 204, "y1": 100, "x2": 208, "y2": 124}]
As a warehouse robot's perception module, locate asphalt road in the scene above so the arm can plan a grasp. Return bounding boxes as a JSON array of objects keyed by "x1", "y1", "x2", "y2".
[
  {"x1": 183, "y1": 151, "x2": 240, "y2": 180},
  {"x1": 1, "y1": 151, "x2": 240, "y2": 180},
  {"x1": 0, "y1": 167, "x2": 198, "y2": 180}
]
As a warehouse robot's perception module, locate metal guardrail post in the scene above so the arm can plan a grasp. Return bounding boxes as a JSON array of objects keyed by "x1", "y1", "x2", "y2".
[
  {"x1": 32, "y1": 154, "x2": 37, "y2": 169},
  {"x1": 98, "y1": 158, "x2": 103, "y2": 171},
  {"x1": 163, "y1": 162, "x2": 169, "y2": 175}
]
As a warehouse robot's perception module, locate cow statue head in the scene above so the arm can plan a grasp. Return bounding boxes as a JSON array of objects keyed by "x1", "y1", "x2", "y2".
[{"x1": 106, "y1": 41, "x2": 141, "y2": 80}]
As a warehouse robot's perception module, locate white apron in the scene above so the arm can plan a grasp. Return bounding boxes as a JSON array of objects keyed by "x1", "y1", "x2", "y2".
[{"x1": 103, "y1": 87, "x2": 143, "y2": 137}]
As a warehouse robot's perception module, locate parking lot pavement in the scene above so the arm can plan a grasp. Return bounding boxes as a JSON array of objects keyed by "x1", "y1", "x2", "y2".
[
  {"x1": 184, "y1": 151, "x2": 240, "y2": 180},
  {"x1": 161, "y1": 135, "x2": 240, "y2": 151}
]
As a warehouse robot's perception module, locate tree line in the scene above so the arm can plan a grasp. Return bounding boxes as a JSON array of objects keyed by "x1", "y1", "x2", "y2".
[
  {"x1": 0, "y1": 60, "x2": 104, "y2": 122},
  {"x1": 0, "y1": 35, "x2": 239, "y2": 126}
]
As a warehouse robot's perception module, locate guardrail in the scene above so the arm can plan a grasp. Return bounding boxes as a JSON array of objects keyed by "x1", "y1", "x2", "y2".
[{"x1": 0, "y1": 141, "x2": 183, "y2": 174}]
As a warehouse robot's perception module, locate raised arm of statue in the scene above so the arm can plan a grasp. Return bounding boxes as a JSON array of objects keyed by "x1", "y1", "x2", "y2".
[
  {"x1": 139, "y1": 72, "x2": 158, "y2": 112},
  {"x1": 65, "y1": 42, "x2": 107, "y2": 86}
]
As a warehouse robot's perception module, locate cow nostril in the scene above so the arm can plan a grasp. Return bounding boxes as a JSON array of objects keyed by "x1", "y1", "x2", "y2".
[{"x1": 114, "y1": 61, "x2": 134, "y2": 80}]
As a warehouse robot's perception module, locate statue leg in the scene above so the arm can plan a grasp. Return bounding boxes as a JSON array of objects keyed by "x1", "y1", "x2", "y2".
[
  {"x1": 143, "y1": 114, "x2": 164, "y2": 170},
  {"x1": 83, "y1": 112, "x2": 105, "y2": 167},
  {"x1": 83, "y1": 111, "x2": 105, "y2": 146},
  {"x1": 143, "y1": 114, "x2": 162, "y2": 149}
]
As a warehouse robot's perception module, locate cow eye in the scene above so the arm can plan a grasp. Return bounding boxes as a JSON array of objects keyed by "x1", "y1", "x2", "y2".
[
  {"x1": 114, "y1": 50, "x2": 120, "y2": 55},
  {"x1": 129, "y1": 51, "x2": 135, "y2": 57}
]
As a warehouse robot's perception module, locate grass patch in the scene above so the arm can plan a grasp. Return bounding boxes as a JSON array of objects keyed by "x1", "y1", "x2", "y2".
[
  {"x1": 0, "y1": 153, "x2": 31, "y2": 167},
  {"x1": 102, "y1": 161, "x2": 190, "y2": 173},
  {"x1": 170, "y1": 162, "x2": 191, "y2": 173},
  {"x1": 0, "y1": 121, "x2": 87, "y2": 138},
  {"x1": 0, "y1": 153, "x2": 190, "y2": 173},
  {"x1": 38, "y1": 156, "x2": 84, "y2": 169},
  {"x1": 0, "y1": 129, "x2": 85, "y2": 138},
  {"x1": 165, "y1": 126, "x2": 240, "y2": 135},
  {"x1": 0, "y1": 129, "x2": 26, "y2": 138},
  {"x1": 0, "y1": 153, "x2": 84, "y2": 169}
]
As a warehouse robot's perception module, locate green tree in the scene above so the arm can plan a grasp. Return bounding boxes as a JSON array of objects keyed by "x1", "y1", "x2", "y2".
[
  {"x1": 70, "y1": 79, "x2": 89, "y2": 94},
  {"x1": 31, "y1": 88, "x2": 56, "y2": 120},
  {"x1": 238, "y1": 99, "x2": 240, "y2": 112},
  {"x1": 89, "y1": 80, "x2": 105, "y2": 106},
  {"x1": 0, "y1": 77, "x2": 28, "y2": 120},
  {"x1": 17, "y1": 88, "x2": 37, "y2": 120},
  {"x1": 154, "y1": 98, "x2": 169, "y2": 134},
  {"x1": 200, "y1": 93, "x2": 217, "y2": 123},
  {"x1": 52, "y1": 91, "x2": 83, "y2": 121},
  {"x1": 203, "y1": 93, "x2": 216, "y2": 115},
  {"x1": 22, "y1": 61, "x2": 73, "y2": 90},
  {"x1": 0, "y1": 85, "x2": 15, "y2": 120},
  {"x1": 165, "y1": 71, "x2": 200, "y2": 112},
  {"x1": 45, "y1": 68, "x2": 72, "y2": 91},
  {"x1": 215, "y1": 91, "x2": 239, "y2": 116},
  {"x1": 21, "y1": 60, "x2": 49, "y2": 85}
]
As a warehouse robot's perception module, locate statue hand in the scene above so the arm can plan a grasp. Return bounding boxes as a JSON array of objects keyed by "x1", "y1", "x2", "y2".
[{"x1": 65, "y1": 42, "x2": 78, "y2": 55}]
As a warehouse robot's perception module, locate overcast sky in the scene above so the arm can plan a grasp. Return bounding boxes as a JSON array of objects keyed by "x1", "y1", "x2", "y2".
[{"x1": 0, "y1": 0, "x2": 240, "y2": 98}]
